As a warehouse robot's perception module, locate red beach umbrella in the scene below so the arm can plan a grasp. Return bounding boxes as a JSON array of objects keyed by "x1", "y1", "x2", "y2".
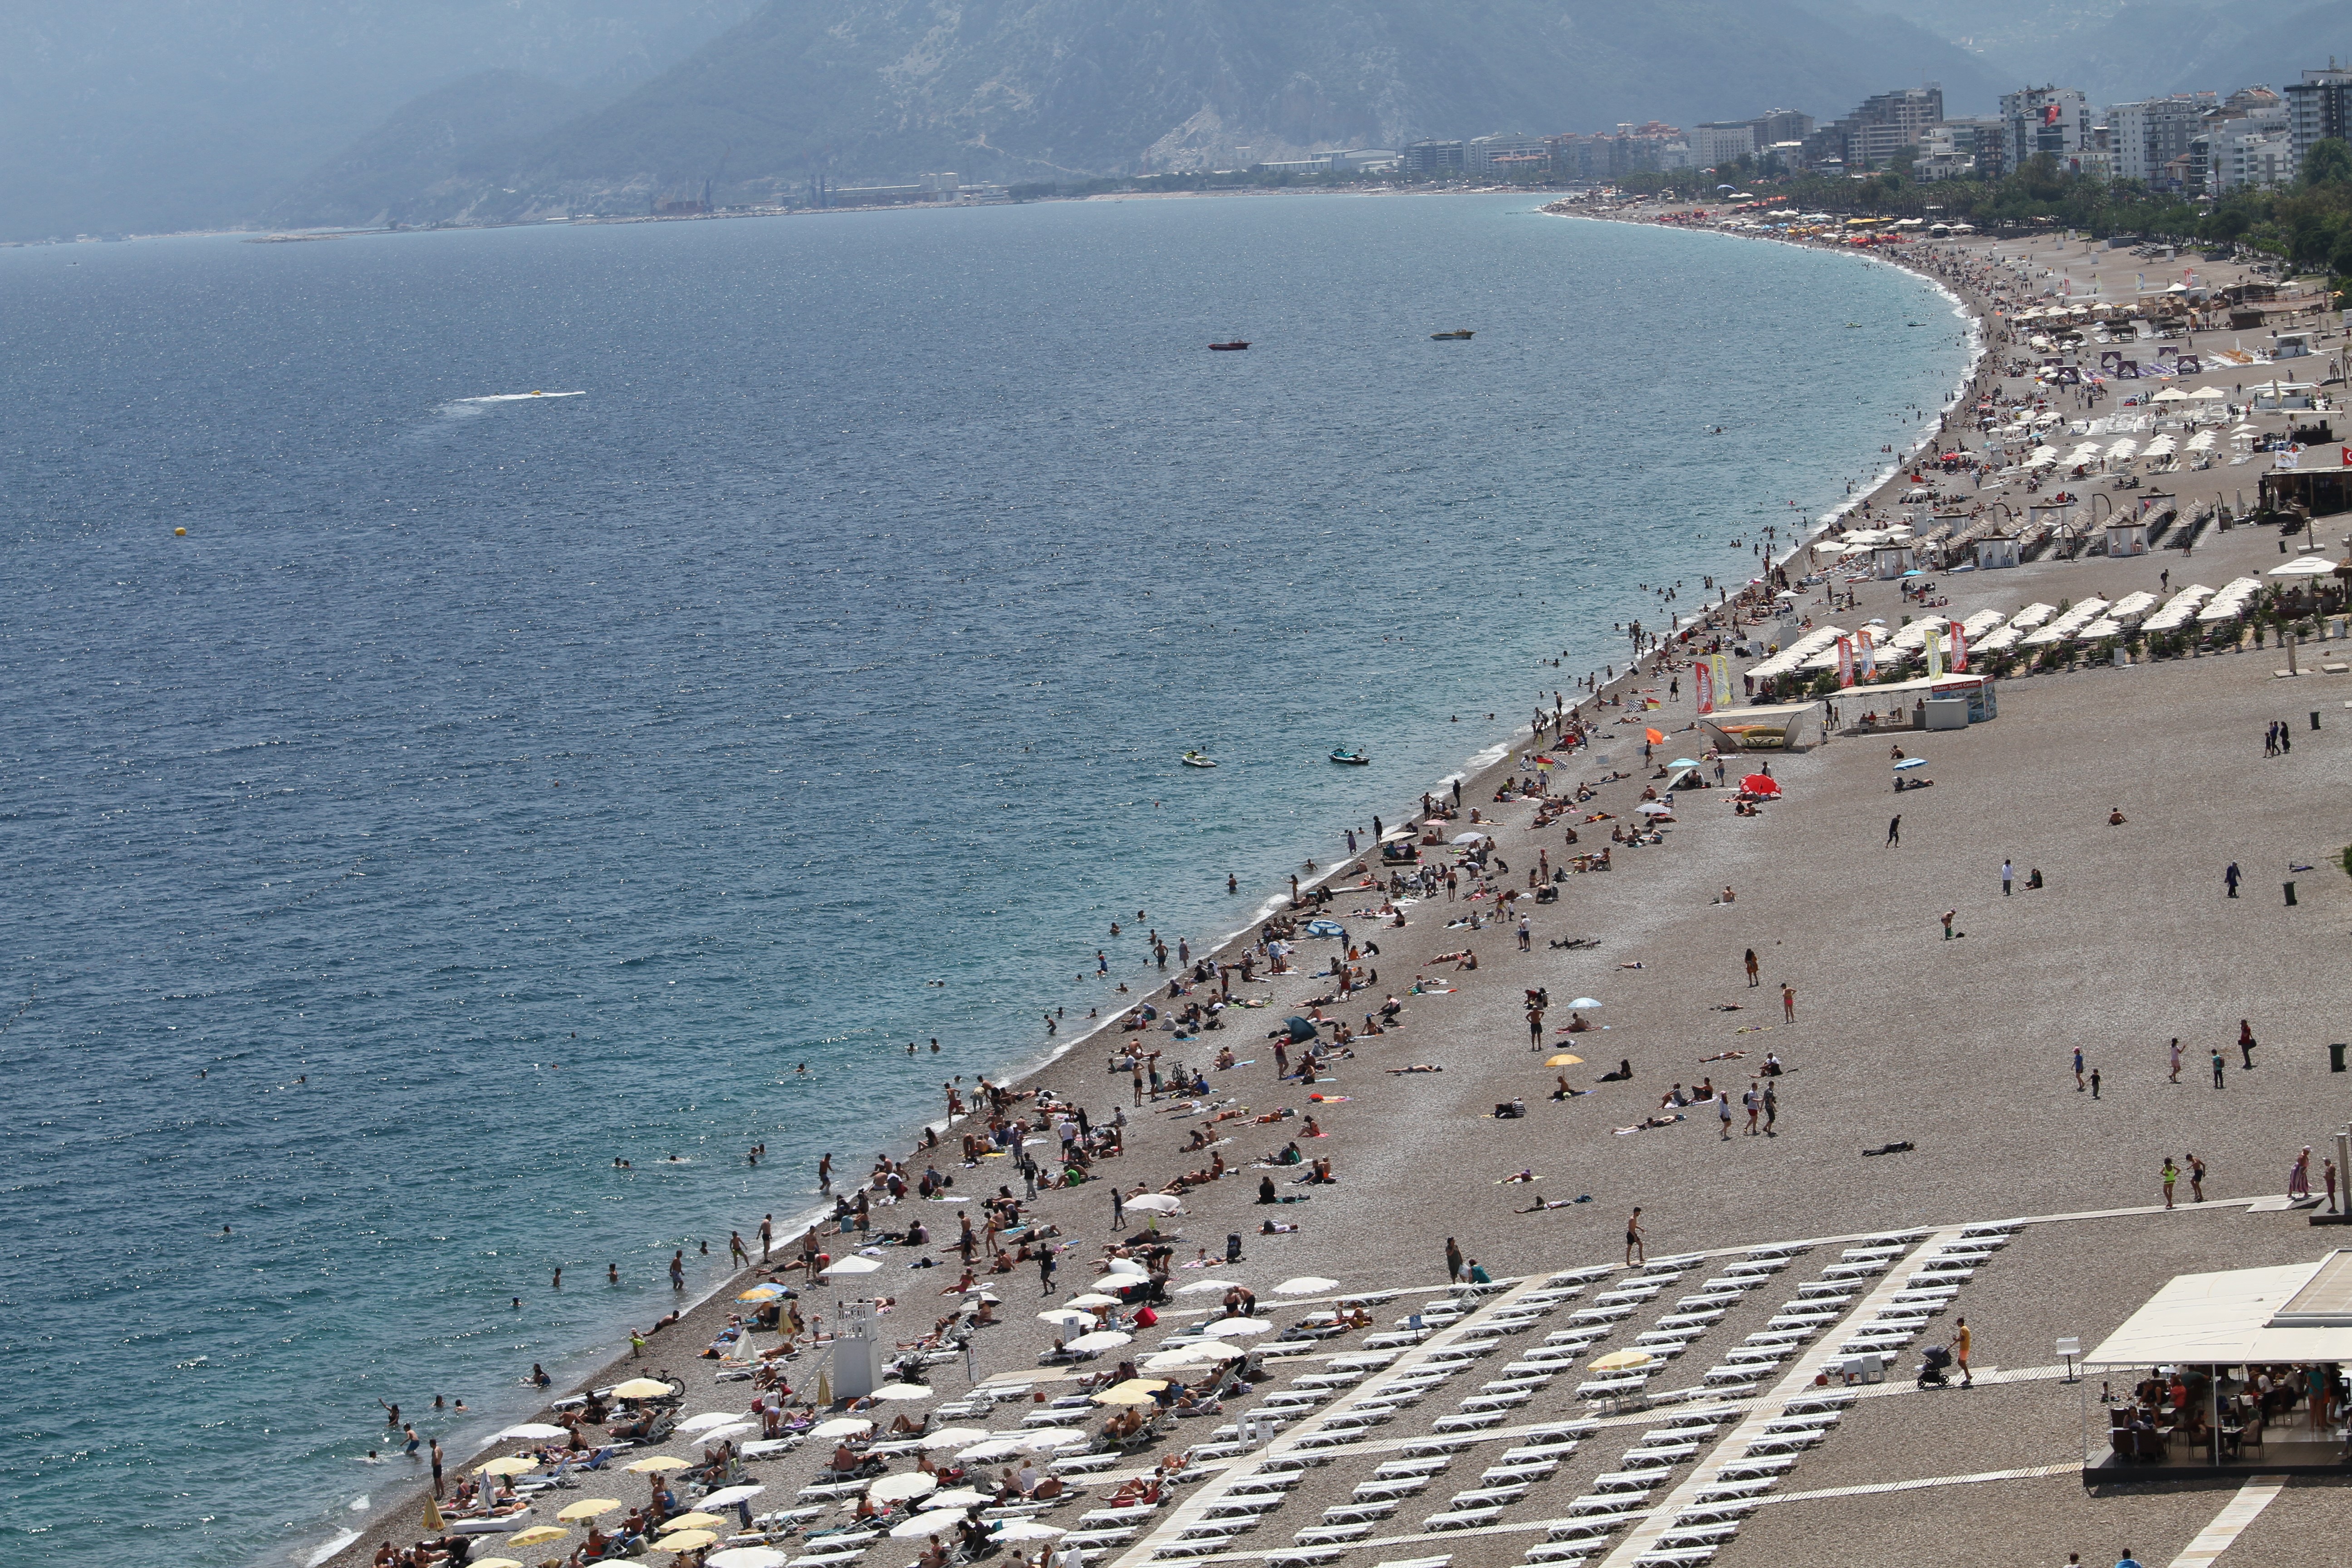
[{"x1": 1741, "y1": 774, "x2": 1781, "y2": 796}]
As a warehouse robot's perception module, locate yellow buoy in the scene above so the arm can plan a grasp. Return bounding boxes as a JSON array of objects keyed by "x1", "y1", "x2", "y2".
[
  {"x1": 174, "y1": 527, "x2": 187, "y2": 536},
  {"x1": 532, "y1": 390, "x2": 544, "y2": 395}
]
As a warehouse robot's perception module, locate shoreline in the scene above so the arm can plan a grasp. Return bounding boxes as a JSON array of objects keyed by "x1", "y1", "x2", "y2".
[{"x1": 302, "y1": 201, "x2": 1980, "y2": 1568}]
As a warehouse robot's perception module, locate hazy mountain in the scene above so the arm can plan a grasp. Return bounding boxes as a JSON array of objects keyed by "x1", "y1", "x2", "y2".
[
  {"x1": 0, "y1": 0, "x2": 759, "y2": 238},
  {"x1": 1857, "y1": 0, "x2": 2352, "y2": 103},
  {"x1": 267, "y1": 0, "x2": 2008, "y2": 225}
]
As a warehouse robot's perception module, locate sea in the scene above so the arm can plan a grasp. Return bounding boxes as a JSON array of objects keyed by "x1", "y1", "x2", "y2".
[{"x1": 0, "y1": 192, "x2": 1970, "y2": 1568}]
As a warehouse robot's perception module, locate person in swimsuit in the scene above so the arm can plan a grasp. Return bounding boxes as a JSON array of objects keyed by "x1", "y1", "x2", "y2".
[{"x1": 1625, "y1": 1207, "x2": 1645, "y2": 1265}]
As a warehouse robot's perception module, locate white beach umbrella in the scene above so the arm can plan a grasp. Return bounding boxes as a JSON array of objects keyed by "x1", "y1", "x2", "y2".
[
  {"x1": 919, "y1": 1426, "x2": 989, "y2": 1450},
  {"x1": 954, "y1": 1438, "x2": 1024, "y2": 1463},
  {"x1": 919, "y1": 1488, "x2": 996, "y2": 1510},
  {"x1": 1274, "y1": 1276, "x2": 1340, "y2": 1295},
  {"x1": 676, "y1": 1412, "x2": 749, "y2": 1435},
  {"x1": 1102, "y1": 1259, "x2": 1148, "y2": 1278},
  {"x1": 1176, "y1": 1277, "x2": 1240, "y2": 1294},
  {"x1": 700, "y1": 1485, "x2": 766, "y2": 1509},
  {"x1": 1142, "y1": 1346, "x2": 1220, "y2": 1371},
  {"x1": 1019, "y1": 1428, "x2": 1092, "y2": 1452},
  {"x1": 1197, "y1": 1316, "x2": 1274, "y2": 1337},
  {"x1": 1065, "y1": 1330, "x2": 1132, "y2": 1353},
  {"x1": 498, "y1": 1423, "x2": 569, "y2": 1440},
  {"x1": 1124, "y1": 1194, "x2": 1184, "y2": 1214},
  {"x1": 892, "y1": 1516, "x2": 956, "y2": 1540},
  {"x1": 820, "y1": 1255, "x2": 883, "y2": 1277},
  {"x1": 868, "y1": 1472, "x2": 939, "y2": 1504},
  {"x1": 709, "y1": 1551, "x2": 791, "y2": 1568},
  {"x1": 991, "y1": 1521, "x2": 1068, "y2": 1543},
  {"x1": 691, "y1": 1421, "x2": 757, "y2": 1446},
  {"x1": 810, "y1": 1417, "x2": 872, "y2": 1440},
  {"x1": 1064, "y1": 1292, "x2": 1123, "y2": 1309},
  {"x1": 869, "y1": 1383, "x2": 934, "y2": 1401},
  {"x1": 1039, "y1": 1308, "x2": 1095, "y2": 1328}
]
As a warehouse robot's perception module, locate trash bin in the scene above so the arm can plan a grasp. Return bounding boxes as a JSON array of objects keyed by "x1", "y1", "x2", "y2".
[
  {"x1": 2285, "y1": 882, "x2": 2299, "y2": 906},
  {"x1": 2331, "y1": 1043, "x2": 2346, "y2": 1073}
]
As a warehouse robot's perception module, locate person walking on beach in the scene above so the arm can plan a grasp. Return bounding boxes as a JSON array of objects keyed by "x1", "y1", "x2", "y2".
[
  {"x1": 1744, "y1": 1083, "x2": 1760, "y2": 1135},
  {"x1": 2090, "y1": 1066, "x2": 2101, "y2": 1100},
  {"x1": 2073, "y1": 1048, "x2": 2085, "y2": 1091},
  {"x1": 1625, "y1": 1209, "x2": 1646, "y2": 1265},
  {"x1": 1518, "y1": 915, "x2": 1531, "y2": 952},
  {"x1": 2001, "y1": 859, "x2": 2013, "y2": 896},
  {"x1": 1886, "y1": 814, "x2": 1901, "y2": 848},
  {"x1": 2189, "y1": 1154, "x2": 2206, "y2": 1203},
  {"x1": 2225, "y1": 861, "x2": 2241, "y2": 898},
  {"x1": 2238, "y1": 1019, "x2": 2256, "y2": 1070},
  {"x1": 2167, "y1": 1038, "x2": 2182, "y2": 1084},
  {"x1": 2211, "y1": 1048, "x2": 2226, "y2": 1089},
  {"x1": 1940, "y1": 909, "x2": 1956, "y2": 940},
  {"x1": 1781, "y1": 985, "x2": 1796, "y2": 1023},
  {"x1": 1445, "y1": 1237, "x2": 1464, "y2": 1283},
  {"x1": 1039, "y1": 1250, "x2": 1058, "y2": 1295},
  {"x1": 1951, "y1": 1316, "x2": 1973, "y2": 1387},
  {"x1": 2162, "y1": 1157, "x2": 2179, "y2": 1209},
  {"x1": 1763, "y1": 1080, "x2": 1778, "y2": 1137},
  {"x1": 1744, "y1": 949, "x2": 1759, "y2": 988},
  {"x1": 1110, "y1": 1186, "x2": 1125, "y2": 1232}
]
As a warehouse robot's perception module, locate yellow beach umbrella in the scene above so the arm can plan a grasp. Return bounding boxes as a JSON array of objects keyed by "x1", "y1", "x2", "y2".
[
  {"x1": 1544, "y1": 1054, "x2": 1583, "y2": 1067},
  {"x1": 509, "y1": 1526, "x2": 571, "y2": 1547},
  {"x1": 663, "y1": 1511, "x2": 727, "y2": 1530},
  {"x1": 558, "y1": 1497, "x2": 625, "y2": 1522},
  {"x1": 626, "y1": 1454, "x2": 692, "y2": 1473},
  {"x1": 476, "y1": 1455, "x2": 538, "y2": 1476},
  {"x1": 613, "y1": 1377, "x2": 674, "y2": 1399},
  {"x1": 1588, "y1": 1349, "x2": 1656, "y2": 1372},
  {"x1": 1089, "y1": 1379, "x2": 1169, "y2": 1406},
  {"x1": 656, "y1": 1529, "x2": 720, "y2": 1551},
  {"x1": 470, "y1": 1559, "x2": 524, "y2": 1568}
]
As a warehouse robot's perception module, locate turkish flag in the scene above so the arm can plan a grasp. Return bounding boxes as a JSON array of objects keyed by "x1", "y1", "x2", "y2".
[
  {"x1": 2340, "y1": 446, "x2": 2350, "y2": 467},
  {"x1": 2043, "y1": 103, "x2": 2061, "y2": 125}
]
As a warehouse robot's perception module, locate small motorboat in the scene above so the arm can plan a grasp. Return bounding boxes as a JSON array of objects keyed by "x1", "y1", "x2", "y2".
[
  {"x1": 1430, "y1": 330, "x2": 1474, "y2": 340},
  {"x1": 1181, "y1": 750, "x2": 1219, "y2": 768},
  {"x1": 1209, "y1": 340, "x2": 1251, "y2": 351},
  {"x1": 1329, "y1": 749, "x2": 1371, "y2": 766}
]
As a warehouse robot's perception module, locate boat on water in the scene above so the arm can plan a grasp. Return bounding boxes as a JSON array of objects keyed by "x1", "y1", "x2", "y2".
[
  {"x1": 1430, "y1": 330, "x2": 1474, "y2": 340},
  {"x1": 1209, "y1": 341, "x2": 1251, "y2": 351},
  {"x1": 1181, "y1": 750, "x2": 1219, "y2": 768},
  {"x1": 1329, "y1": 749, "x2": 1371, "y2": 766}
]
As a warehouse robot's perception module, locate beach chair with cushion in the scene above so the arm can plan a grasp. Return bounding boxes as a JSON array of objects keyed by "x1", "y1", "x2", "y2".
[
  {"x1": 1423, "y1": 1506, "x2": 1502, "y2": 1531},
  {"x1": 1261, "y1": 1551, "x2": 1346, "y2": 1568},
  {"x1": 1522, "y1": 1545, "x2": 1593, "y2": 1564}
]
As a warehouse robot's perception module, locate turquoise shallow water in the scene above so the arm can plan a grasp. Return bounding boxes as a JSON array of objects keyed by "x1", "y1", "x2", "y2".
[{"x1": 0, "y1": 194, "x2": 1967, "y2": 1567}]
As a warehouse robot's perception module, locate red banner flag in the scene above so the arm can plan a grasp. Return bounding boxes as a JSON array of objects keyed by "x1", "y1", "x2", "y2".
[
  {"x1": 1836, "y1": 636, "x2": 1855, "y2": 688},
  {"x1": 1950, "y1": 622, "x2": 1968, "y2": 672},
  {"x1": 1693, "y1": 661, "x2": 1715, "y2": 715}
]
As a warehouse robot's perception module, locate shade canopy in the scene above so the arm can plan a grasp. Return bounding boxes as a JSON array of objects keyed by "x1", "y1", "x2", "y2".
[
  {"x1": 655, "y1": 1529, "x2": 720, "y2": 1552},
  {"x1": 508, "y1": 1527, "x2": 571, "y2": 1547},
  {"x1": 1274, "y1": 1277, "x2": 1339, "y2": 1295},
  {"x1": 2084, "y1": 1252, "x2": 2352, "y2": 1367},
  {"x1": 1175, "y1": 1277, "x2": 1240, "y2": 1295},
  {"x1": 700, "y1": 1485, "x2": 767, "y2": 1509},
  {"x1": 1091, "y1": 1378, "x2": 1170, "y2": 1405},
  {"x1": 991, "y1": 1520, "x2": 1068, "y2": 1542},
  {"x1": 919, "y1": 1487, "x2": 996, "y2": 1510},
  {"x1": 1588, "y1": 1349, "x2": 1656, "y2": 1372},
  {"x1": 892, "y1": 1516, "x2": 958, "y2": 1540}
]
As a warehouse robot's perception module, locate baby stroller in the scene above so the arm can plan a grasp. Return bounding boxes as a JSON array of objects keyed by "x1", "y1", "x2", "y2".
[{"x1": 1917, "y1": 1344, "x2": 1953, "y2": 1390}]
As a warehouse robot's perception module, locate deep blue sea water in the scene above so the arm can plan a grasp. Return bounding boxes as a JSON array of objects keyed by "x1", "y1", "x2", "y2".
[{"x1": 0, "y1": 193, "x2": 1967, "y2": 1567}]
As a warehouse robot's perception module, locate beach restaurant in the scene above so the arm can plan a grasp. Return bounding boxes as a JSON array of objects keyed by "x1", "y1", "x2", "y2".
[
  {"x1": 2260, "y1": 460, "x2": 2352, "y2": 519},
  {"x1": 2081, "y1": 1250, "x2": 2352, "y2": 1479},
  {"x1": 1696, "y1": 701, "x2": 1823, "y2": 752}
]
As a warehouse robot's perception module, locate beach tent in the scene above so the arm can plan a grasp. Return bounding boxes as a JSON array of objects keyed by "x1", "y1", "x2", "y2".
[{"x1": 1698, "y1": 702, "x2": 1823, "y2": 753}]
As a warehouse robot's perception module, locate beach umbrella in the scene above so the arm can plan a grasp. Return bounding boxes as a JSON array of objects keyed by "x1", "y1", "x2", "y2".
[
  {"x1": 626, "y1": 1455, "x2": 692, "y2": 1473},
  {"x1": 449, "y1": 1520, "x2": 529, "y2": 1537},
  {"x1": 508, "y1": 1527, "x2": 570, "y2": 1548},
  {"x1": 558, "y1": 1498, "x2": 625, "y2": 1522},
  {"x1": 1065, "y1": 1329, "x2": 1132, "y2": 1353},
  {"x1": 1545, "y1": 1054, "x2": 1583, "y2": 1067},
  {"x1": 1588, "y1": 1349, "x2": 1656, "y2": 1372},
  {"x1": 1142, "y1": 1346, "x2": 1219, "y2": 1371},
  {"x1": 1175, "y1": 1277, "x2": 1239, "y2": 1294},
  {"x1": 1667, "y1": 758, "x2": 1702, "y2": 769},
  {"x1": 1039, "y1": 1307, "x2": 1095, "y2": 1328},
  {"x1": 497, "y1": 1422, "x2": 568, "y2": 1440},
  {"x1": 470, "y1": 1560, "x2": 526, "y2": 1568},
  {"x1": 869, "y1": 1383, "x2": 934, "y2": 1401},
  {"x1": 822, "y1": 1255, "x2": 883, "y2": 1277},
  {"x1": 1451, "y1": 831, "x2": 1490, "y2": 845},
  {"x1": 1020, "y1": 1428, "x2": 1091, "y2": 1452},
  {"x1": 955, "y1": 1438, "x2": 1025, "y2": 1463},
  {"x1": 701, "y1": 1485, "x2": 767, "y2": 1509},
  {"x1": 892, "y1": 1516, "x2": 957, "y2": 1540},
  {"x1": 1570, "y1": 997, "x2": 1602, "y2": 1009},
  {"x1": 869, "y1": 1472, "x2": 939, "y2": 1504},
  {"x1": 1281, "y1": 1015, "x2": 1319, "y2": 1043},
  {"x1": 613, "y1": 1377, "x2": 674, "y2": 1399},
  {"x1": 1124, "y1": 1194, "x2": 1184, "y2": 1214},
  {"x1": 1740, "y1": 774, "x2": 1780, "y2": 795},
  {"x1": 991, "y1": 1521, "x2": 1068, "y2": 1543},
  {"x1": 678, "y1": 1411, "x2": 751, "y2": 1434},
  {"x1": 1103, "y1": 1257, "x2": 1148, "y2": 1279},
  {"x1": 1636, "y1": 801, "x2": 1673, "y2": 815},
  {"x1": 1379, "y1": 825, "x2": 1418, "y2": 843},
  {"x1": 1197, "y1": 1315, "x2": 1273, "y2": 1337},
  {"x1": 1274, "y1": 1276, "x2": 1339, "y2": 1295},
  {"x1": 810, "y1": 1417, "x2": 872, "y2": 1440},
  {"x1": 919, "y1": 1487, "x2": 996, "y2": 1510},
  {"x1": 1064, "y1": 1292, "x2": 1123, "y2": 1308},
  {"x1": 920, "y1": 1426, "x2": 990, "y2": 1450},
  {"x1": 476, "y1": 1456, "x2": 538, "y2": 1476},
  {"x1": 1892, "y1": 757, "x2": 1928, "y2": 770},
  {"x1": 737, "y1": 1284, "x2": 789, "y2": 1301},
  {"x1": 663, "y1": 1512, "x2": 730, "y2": 1531},
  {"x1": 709, "y1": 1551, "x2": 792, "y2": 1568},
  {"x1": 1092, "y1": 1379, "x2": 1169, "y2": 1405},
  {"x1": 654, "y1": 1529, "x2": 720, "y2": 1552},
  {"x1": 1303, "y1": 918, "x2": 1346, "y2": 938},
  {"x1": 423, "y1": 1495, "x2": 447, "y2": 1533}
]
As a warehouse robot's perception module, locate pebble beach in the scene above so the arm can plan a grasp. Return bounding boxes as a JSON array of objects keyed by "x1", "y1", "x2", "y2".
[{"x1": 327, "y1": 211, "x2": 2352, "y2": 1568}]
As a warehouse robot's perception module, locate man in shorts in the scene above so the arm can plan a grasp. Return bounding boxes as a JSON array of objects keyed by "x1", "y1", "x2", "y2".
[{"x1": 1625, "y1": 1208, "x2": 1645, "y2": 1265}]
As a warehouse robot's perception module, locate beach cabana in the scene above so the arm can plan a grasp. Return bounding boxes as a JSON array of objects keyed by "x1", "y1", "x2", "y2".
[
  {"x1": 2103, "y1": 520, "x2": 2149, "y2": 557},
  {"x1": 1974, "y1": 535, "x2": 2022, "y2": 571},
  {"x1": 2081, "y1": 1250, "x2": 2352, "y2": 1480},
  {"x1": 1870, "y1": 542, "x2": 1918, "y2": 579}
]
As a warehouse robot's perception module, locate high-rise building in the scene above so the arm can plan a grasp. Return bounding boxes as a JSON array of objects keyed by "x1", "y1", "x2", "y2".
[
  {"x1": 2108, "y1": 94, "x2": 2217, "y2": 188},
  {"x1": 1691, "y1": 122, "x2": 1757, "y2": 167},
  {"x1": 1403, "y1": 140, "x2": 1465, "y2": 176},
  {"x1": 1464, "y1": 132, "x2": 1550, "y2": 175},
  {"x1": 2284, "y1": 67, "x2": 2352, "y2": 173},
  {"x1": 1999, "y1": 86, "x2": 2094, "y2": 173},
  {"x1": 1751, "y1": 108, "x2": 1815, "y2": 147},
  {"x1": 1806, "y1": 85, "x2": 1943, "y2": 170}
]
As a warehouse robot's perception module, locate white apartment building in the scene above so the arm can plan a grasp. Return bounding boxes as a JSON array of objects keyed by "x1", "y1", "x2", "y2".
[
  {"x1": 1999, "y1": 85, "x2": 2094, "y2": 173},
  {"x1": 1464, "y1": 132, "x2": 1550, "y2": 174},
  {"x1": 2107, "y1": 94, "x2": 2216, "y2": 188},
  {"x1": 1691, "y1": 122, "x2": 1757, "y2": 166}
]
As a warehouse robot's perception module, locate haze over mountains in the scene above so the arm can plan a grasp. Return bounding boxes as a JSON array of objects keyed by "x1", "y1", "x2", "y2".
[{"x1": 7, "y1": 0, "x2": 2352, "y2": 239}]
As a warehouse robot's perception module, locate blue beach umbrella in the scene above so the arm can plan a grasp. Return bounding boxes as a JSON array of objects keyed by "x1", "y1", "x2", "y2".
[
  {"x1": 1893, "y1": 757, "x2": 1928, "y2": 771},
  {"x1": 1667, "y1": 758, "x2": 1703, "y2": 769},
  {"x1": 1303, "y1": 918, "x2": 1346, "y2": 939}
]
